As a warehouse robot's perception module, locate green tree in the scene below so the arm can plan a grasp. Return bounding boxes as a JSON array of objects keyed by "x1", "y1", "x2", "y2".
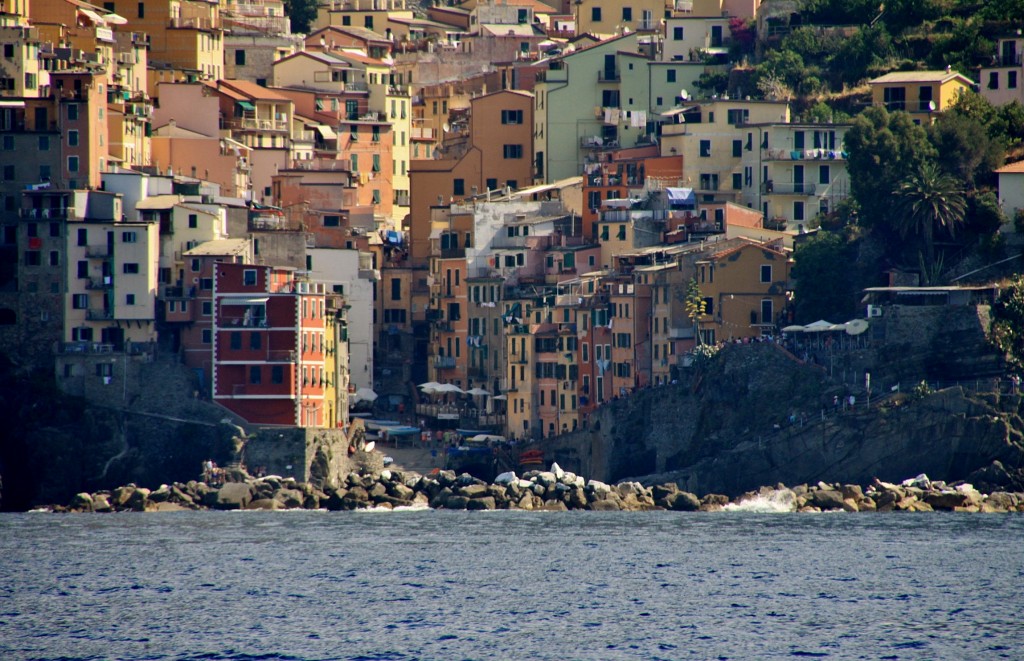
[
  {"x1": 844, "y1": 106, "x2": 936, "y2": 229},
  {"x1": 284, "y1": 0, "x2": 318, "y2": 34},
  {"x1": 792, "y1": 232, "x2": 858, "y2": 323},
  {"x1": 684, "y1": 278, "x2": 707, "y2": 345},
  {"x1": 928, "y1": 111, "x2": 1005, "y2": 189},
  {"x1": 990, "y1": 275, "x2": 1024, "y2": 368},
  {"x1": 893, "y1": 161, "x2": 967, "y2": 277}
]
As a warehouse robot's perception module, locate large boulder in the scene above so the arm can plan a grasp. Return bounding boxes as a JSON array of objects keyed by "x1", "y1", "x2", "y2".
[
  {"x1": 70, "y1": 492, "x2": 93, "y2": 511},
  {"x1": 666, "y1": 490, "x2": 701, "y2": 512},
  {"x1": 459, "y1": 484, "x2": 489, "y2": 499},
  {"x1": 215, "y1": 482, "x2": 253, "y2": 510},
  {"x1": 588, "y1": 499, "x2": 622, "y2": 511},
  {"x1": 466, "y1": 497, "x2": 496, "y2": 510},
  {"x1": 924, "y1": 491, "x2": 966, "y2": 511},
  {"x1": 809, "y1": 489, "x2": 846, "y2": 510}
]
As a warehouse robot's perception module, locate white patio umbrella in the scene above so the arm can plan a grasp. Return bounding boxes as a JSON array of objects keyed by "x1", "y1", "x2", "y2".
[
  {"x1": 418, "y1": 381, "x2": 441, "y2": 390},
  {"x1": 434, "y1": 383, "x2": 465, "y2": 394},
  {"x1": 353, "y1": 387, "x2": 378, "y2": 403},
  {"x1": 492, "y1": 394, "x2": 508, "y2": 401},
  {"x1": 465, "y1": 387, "x2": 491, "y2": 397}
]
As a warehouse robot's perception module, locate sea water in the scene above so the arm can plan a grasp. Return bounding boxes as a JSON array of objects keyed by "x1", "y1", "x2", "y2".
[{"x1": 1, "y1": 511, "x2": 1022, "y2": 660}]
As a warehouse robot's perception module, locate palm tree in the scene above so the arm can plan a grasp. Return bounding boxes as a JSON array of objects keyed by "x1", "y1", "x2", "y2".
[{"x1": 893, "y1": 161, "x2": 967, "y2": 279}]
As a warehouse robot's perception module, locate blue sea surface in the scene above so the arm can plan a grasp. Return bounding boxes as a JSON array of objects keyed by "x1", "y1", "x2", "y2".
[{"x1": 0, "y1": 511, "x2": 1022, "y2": 660}]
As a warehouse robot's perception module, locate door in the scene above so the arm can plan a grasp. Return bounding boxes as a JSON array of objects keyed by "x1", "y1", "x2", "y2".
[{"x1": 793, "y1": 165, "x2": 804, "y2": 193}]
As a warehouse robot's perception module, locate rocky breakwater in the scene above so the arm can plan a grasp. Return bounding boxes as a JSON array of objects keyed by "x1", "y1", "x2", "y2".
[{"x1": 51, "y1": 466, "x2": 1024, "y2": 514}]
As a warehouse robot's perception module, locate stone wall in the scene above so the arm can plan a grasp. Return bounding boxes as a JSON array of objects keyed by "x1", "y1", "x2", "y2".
[{"x1": 244, "y1": 426, "x2": 357, "y2": 489}]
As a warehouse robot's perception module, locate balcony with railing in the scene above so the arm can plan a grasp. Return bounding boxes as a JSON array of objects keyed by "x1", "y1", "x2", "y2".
[
  {"x1": 762, "y1": 181, "x2": 817, "y2": 195},
  {"x1": 86, "y1": 308, "x2": 113, "y2": 320},
  {"x1": 85, "y1": 245, "x2": 110, "y2": 258},
  {"x1": 763, "y1": 148, "x2": 846, "y2": 161},
  {"x1": 598, "y1": 69, "x2": 620, "y2": 83},
  {"x1": 231, "y1": 117, "x2": 289, "y2": 132},
  {"x1": 434, "y1": 355, "x2": 456, "y2": 369},
  {"x1": 86, "y1": 277, "x2": 113, "y2": 290}
]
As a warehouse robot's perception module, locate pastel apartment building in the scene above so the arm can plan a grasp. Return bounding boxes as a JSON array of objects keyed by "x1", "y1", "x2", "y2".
[
  {"x1": 213, "y1": 262, "x2": 340, "y2": 427},
  {"x1": 868, "y1": 70, "x2": 974, "y2": 124}
]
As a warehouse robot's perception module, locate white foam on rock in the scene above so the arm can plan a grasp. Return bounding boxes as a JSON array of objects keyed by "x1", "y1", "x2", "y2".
[{"x1": 723, "y1": 490, "x2": 798, "y2": 513}]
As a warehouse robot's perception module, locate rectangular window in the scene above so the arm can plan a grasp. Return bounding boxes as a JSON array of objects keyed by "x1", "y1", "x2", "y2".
[
  {"x1": 230, "y1": 332, "x2": 242, "y2": 349},
  {"x1": 819, "y1": 165, "x2": 830, "y2": 185},
  {"x1": 68, "y1": 130, "x2": 79, "y2": 146},
  {"x1": 622, "y1": 7, "x2": 632, "y2": 21},
  {"x1": 453, "y1": 179, "x2": 465, "y2": 196},
  {"x1": 49, "y1": 250, "x2": 59, "y2": 266},
  {"x1": 137, "y1": 1, "x2": 144, "y2": 17},
  {"x1": 372, "y1": 154, "x2": 380, "y2": 172},
  {"x1": 732, "y1": 172, "x2": 742, "y2": 190},
  {"x1": 73, "y1": 293, "x2": 88, "y2": 308},
  {"x1": 989, "y1": 71, "x2": 999, "y2": 90},
  {"x1": 77, "y1": 261, "x2": 88, "y2": 278},
  {"x1": 243, "y1": 269, "x2": 257, "y2": 286},
  {"x1": 202, "y1": 329, "x2": 212, "y2": 344},
  {"x1": 500, "y1": 109, "x2": 523, "y2": 124},
  {"x1": 250, "y1": 332, "x2": 261, "y2": 350},
  {"x1": 699, "y1": 140, "x2": 711, "y2": 157},
  {"x1": 125, "y1": 293, "x2": 135, "y2": 305},
  {"x1": 188, "y1": 214, "x2": 198, "y2": 228},
  {"x1": 323, "y1": 215, "x2": 340, "y2": 227},
  {"x1": 271, "y1": 365, "x2": 283, "y2": 384},
  {"x1": 391, "y1": 278, "x2": 401, "y2": 300},
  {"x1": 202, "y1": 301, "x2": 212, "y2": 316},
  {"x1": 667, "y1": 69, "x2": 676, "y2": 83},
  {"x1": 760, "y1": 265, "x2": 772, "y2": 283},
  {"x1": 123, "y1": 263, "x2": 139, "y2": 274},
  {"x1": 235, "y1": 50, "x2": 246, "y2": 66},
  {"x1": 122, "y1": 231, "x2": 137, "y2": 243},
  {"x1": 733, "y1": 139, "x2": 742, "y2": 157},
  {"x1": 503, "y1": 144, "x2": 523, "y2": 159},
  {"x1": 591, "y1": 7, "x2": 602, "y2": 21},
  {"x1": 1011, "y1": 71, "x2": 1019, "y2": 89},
  {"x1": 67, "y1": 104, "x2": 78, "y2": 121},
  {"x1": 794, "y1": 200, "x2": 805, "y2": 221},
  {"x1": 77, "y1": 228, "x2": 88, "y2": 246},
  {"x1": 67, "y1": 156, "x2": 79, "y2": 172},
  {"x1": 250, "y1": 366, "x2": 261, "y2": 384},
  {"x1": 673, "y1": 26, "x2": 683, "y2": 40}
]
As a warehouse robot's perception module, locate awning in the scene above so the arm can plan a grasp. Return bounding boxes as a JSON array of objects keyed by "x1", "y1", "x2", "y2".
[
  {"x1": 78, "y1": 8, "x2": 105, "y2": 24},
  {"x1": 220, "y1": 296, "x2": 269, "y2": 306},
  {"x1": 105, "y1": 12, "x2": 128, "y2": 25},
  {"x1": 603, "y1": 198, "x2": 639, "y2": 209},
  {"x1": 659, "y1": 106, "x2": 694, "y2": 117},
  {"x1": 0, "y1": 100, "x2": 25, "y2": 108},
  {"x1": 666, "y1": 187, "x2": 695, "y2": 203},
  {"x1": 237, "y1": 101, "x2": 255, "y2": 111},
  {"x1": 314, "y1": 124, "x2": 337, "y2": 140}
]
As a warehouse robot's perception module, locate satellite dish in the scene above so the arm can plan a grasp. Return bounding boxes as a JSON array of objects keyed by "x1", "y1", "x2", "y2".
[
  {"x1": 846, "y1": 319, "x2": 869, "y2": 336},
  {"x1": 442, "y1": 122, "x2": 450, "y2": 133},
  {"x1": 928, "y1": 100, "x2": 936, "y2": 111},
  {"x1": 679, "y1": 89, "x2": 690, "y2": 101}
]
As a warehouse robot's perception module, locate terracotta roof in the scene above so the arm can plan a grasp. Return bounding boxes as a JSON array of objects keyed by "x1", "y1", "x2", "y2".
[
  {"x1": 869, "y1": 70, "x2": 974, "y2": 86},
  {"x1": 218, "y1": 79, "x2": 292, "y2": 102},
  {"x1": 996, "y1": 161, "x2": 1024, "y2": 174}
]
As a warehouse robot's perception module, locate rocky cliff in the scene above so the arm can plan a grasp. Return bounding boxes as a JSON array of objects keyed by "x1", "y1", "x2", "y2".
[{"x1": 542, "y1": 344, "x2": 1024, "y2": 497}]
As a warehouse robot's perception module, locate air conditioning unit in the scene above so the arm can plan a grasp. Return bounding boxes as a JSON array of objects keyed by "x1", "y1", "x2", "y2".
[{"x1": 867, "y1": 305, "x2": 882, "y2": 318}]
